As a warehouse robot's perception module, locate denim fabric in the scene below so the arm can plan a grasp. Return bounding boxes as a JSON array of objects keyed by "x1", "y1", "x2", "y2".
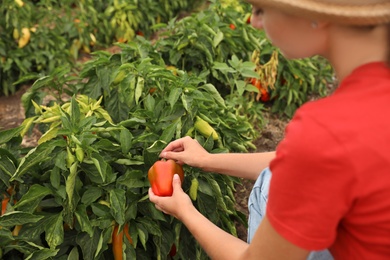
[{"x1": 247, "y1": 167, "x2": 333, "y2": 260}]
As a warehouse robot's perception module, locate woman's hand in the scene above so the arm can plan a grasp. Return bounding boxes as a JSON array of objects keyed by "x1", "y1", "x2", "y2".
[
  {"x1": 148, "y1": 174, "x2": 194, "y2": 220},
  {"x1": 159, "y1": 136, "x2": 210, "y2": 169}
]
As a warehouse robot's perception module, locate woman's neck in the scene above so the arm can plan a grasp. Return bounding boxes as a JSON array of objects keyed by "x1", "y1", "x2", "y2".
[{"x1": 325, "y1": 24, "x2": 388, "y2": 81}]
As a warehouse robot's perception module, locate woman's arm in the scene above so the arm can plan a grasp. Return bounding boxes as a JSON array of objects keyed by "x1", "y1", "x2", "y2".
[
  {"x1": 201, "y1": 151, "x2": 275, "y2": 180},
  {"x1": 160, "y1": 136, "x2": 275, "y2": 180}
]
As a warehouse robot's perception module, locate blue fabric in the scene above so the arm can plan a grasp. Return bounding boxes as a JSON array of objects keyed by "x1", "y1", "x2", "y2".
[{"x1": 247, "y1": 167, "x2": 333, "y2": 260}]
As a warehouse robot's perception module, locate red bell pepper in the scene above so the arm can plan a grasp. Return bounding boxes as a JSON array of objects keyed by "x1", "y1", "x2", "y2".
[{"x1": 148, "y1": 159, "x2": 184, "y2": 196}]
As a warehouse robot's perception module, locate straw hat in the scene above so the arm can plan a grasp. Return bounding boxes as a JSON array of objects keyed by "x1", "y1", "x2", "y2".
[{"x1": 249, "y1": 0, "x2": 390, "y2": 25}]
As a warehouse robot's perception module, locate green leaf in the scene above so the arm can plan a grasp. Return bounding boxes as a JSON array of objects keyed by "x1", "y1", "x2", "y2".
[
  {"x1": 38, "y1": 123, "x2": 60, "y2": 145},
  {"x1": 45, "y1": 213, "x2": 64, "y2": 249},
  {"x1": 160, "y1": 119, "x2": 179, "y2": 143},
  {"x1": 125, "y1": 199, "x2": 138, "y2": 221},
  {"x1": 50, "y1": 167, "x2": 61, "y2": 189},
  {"x1": 208, "y1": 178, "x2": 230, "y2": 213},
  {"x1": 145, "y1": 140, "x2": 167, "y2": 154},
  {"x1": 241, "y1": 61, "x2": 257, "y2": 70},
  {"x1": 229, "y1": 55, "x2": 240, "y2": 68},
  {"x1": 91, "y1": 203, "x2": 111, "y2": 219},
  {"x1": 146, "y1": 202, "x2": 166, "y2": 222},
  {"x1": 0, "y1": 212, "x2": 43, "y2": 227},
  {"x1": 213, "y1": 30, "x2": 224, "y2": 48},
  {"x1": 143, "y1": 142, "x2": 164, "y2": 167},
  {"x1": 136, "y1": 222, "x2": 148, "y2": 249},
  {"x1": 20, "y1": 116, "x2": 37, "y2": 137},
  {"x1": 11, "y1": 139, "x2": 65, "y2": 181},
  {"x1": 81, "y1": 186, "x2": 103, "y2": 205},
  {"x1": 12, "y1": 73, "x2": 40, "y2": 86},
  {"x1": 197, "y1": 179, "x2": 213, "y2": 196},
  {"x1": 114, "y1": 158, "x2": 144, "y2": 166},
  {"x1": 25, "y1": 248, "x2": 59, "y2": 260},
  {"x1": 116, "y1": 170, "x2": 146, "y2": 189},
  {"x1": 0, "y1": 126, "x2": 23, "y2": 145},
  {"x1": 246, "y1": 84, "x2": 260, "y2": 93},
  {"x1": 75, "y1": 205, "x2": 94, "y2": 237},
  {"x1": 77, "y1": 228, "x2": 101, "y2": 260},
  {"x1": 0, "y1": 150, "x2": 17, "y2": 186},
  {"x1": 67, "y1": 247, "x2": 79, "y2": 260},
  {"x1": 65, "y1": 162, "x2": 78, "y2": 213},
  {"x1": 120, "y1": 128, "x2": 132, "y2": 154},
  {"x1": 119, "y1": 117, "x2": 146, "y2": 128},
  {"x1": 60, "y1": 110, "x2": 72, "y2": 131},
  {"x1": 181, "y1": 94, "x2": 193, "y2": 112},
  {"x1": 15, "y1": 184, "x2": 52, "y2": 213},
  {"x1": 91, "y1": 154, "x2": 106, "y2": 183},
  {"x1": 135, "y1": 77, "x2": 144, "y2": 104},
  {"x1": 221, "y1": 213, "x2": 237, "y2": 236},
  {"x1": 241, "y1": 69, "x2": 259, "y2": 79},
  {"x1": 212, "y1": 62, "x2": 235, "y2": 73},
  {"x1": 201, "y1": 84, "x2": 226, "y2": 108},
  {"x1": 70, "y1": 96, "x2": 81, "y2": 130},
  {"x1": 136, "y1": 217, "x2": 162, "y2": 236},
  {"x1": 235, "y1": 80, "x2": 247, "y2": 96},
  {"x1": 168, "y1": 88, "x2": 182, "y2": 109},
  {"x1": 0, "y1": 228, "x2": 14, "y2": 246},
  {"x1": 29, "y1": 76, "x2": 52, "y2": 91},
  {"x1": 0, "y1": 148, "x2": 18, "y2": 167},
  {"x1": 94, "y1": 231, "x2": 105, "y2": 259},
  {"x1": 202, "y1": 135, "x2": 215, "y2": 152},
  {"x1": 110, "y1": 188, "x2": 126, "y2": 225},
  {"x1": 144, "y1": 94, "x2": 155, "y2": 112}
]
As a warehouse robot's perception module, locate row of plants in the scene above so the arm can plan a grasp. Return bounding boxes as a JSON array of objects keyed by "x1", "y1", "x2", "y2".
[
  {"x1": 0, "y1": 52, "x2": 256, "y2": 259},
  {"x1": 150, "y1": 1, "x2": 333, "y2": 117},
  {"x1": 0, "y1": 0, "x2": 334, "y2": 259},
  {"x1": 0, "y1": 0, "x2": 206, "y2": 96}
]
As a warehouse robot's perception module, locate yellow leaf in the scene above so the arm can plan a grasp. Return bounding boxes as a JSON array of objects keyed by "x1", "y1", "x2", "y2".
[
  {"x1": 38, "y1": 125, "x2": 59, "y2": 144},
  {"x1": 20, "y1": 117, "x2": 37, "y2": 137}
]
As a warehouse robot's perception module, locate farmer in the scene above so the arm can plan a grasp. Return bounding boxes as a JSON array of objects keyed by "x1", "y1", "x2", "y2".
[{"x1": 149, "y1": 0, "x2": 390, "y2": 259}]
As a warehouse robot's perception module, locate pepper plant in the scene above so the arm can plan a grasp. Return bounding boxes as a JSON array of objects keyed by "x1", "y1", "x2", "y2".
[{"x1": 0, "y1": 37, "x2": 258, "y2": 258}]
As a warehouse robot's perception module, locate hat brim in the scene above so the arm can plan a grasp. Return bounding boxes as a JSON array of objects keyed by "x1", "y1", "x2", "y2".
[{"x1": 249, "y1": 0, "x2": 390, "y2": 25}]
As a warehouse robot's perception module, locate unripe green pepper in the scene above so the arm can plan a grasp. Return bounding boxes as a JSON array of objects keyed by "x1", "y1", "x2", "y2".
[
  {"x1": 113, "y1": 70, "x2": 126, "y2": 85},
  {"x1": 148, "y1": 159, "x2": 184, "y2": 196},
  {"x1": 75, "y1": 144, "x2": 84, "y2": 162},
  {"x1": 194, "y1": 116, "x2": 219, "y2": 140},
  {"x1": 66, "y1": 146, "x2": 76, "y2": 168},
  {"x1": 189, "y1": 177, "x2": 199, "y2": 201}
]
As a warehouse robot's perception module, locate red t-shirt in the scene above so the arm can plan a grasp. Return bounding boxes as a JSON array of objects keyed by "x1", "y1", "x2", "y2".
[{"x1": 268, "y1": 62, "x2": 390, "y2": 259}]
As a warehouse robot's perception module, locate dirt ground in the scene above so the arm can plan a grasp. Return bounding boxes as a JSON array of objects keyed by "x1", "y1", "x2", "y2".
[{"x1": 0, "y1": 84, "x2": 289, "y2": 242}]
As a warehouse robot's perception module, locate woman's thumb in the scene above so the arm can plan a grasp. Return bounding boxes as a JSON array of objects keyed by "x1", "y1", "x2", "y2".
[{"x1": 172, "y1": 174, "x2": 181, "y2": 187}]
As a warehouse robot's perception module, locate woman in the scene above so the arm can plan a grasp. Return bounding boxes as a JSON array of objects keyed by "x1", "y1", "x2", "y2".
[{"x1": 149, "y1": 0, "x2": 390, "y2": 259}]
